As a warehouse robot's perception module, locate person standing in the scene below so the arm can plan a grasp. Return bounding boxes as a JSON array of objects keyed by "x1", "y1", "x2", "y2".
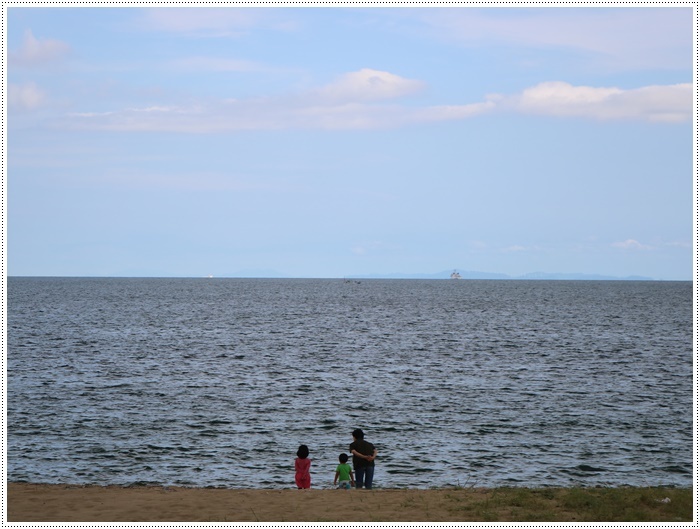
[
  {"x1": 349, "y1": 428, "x2": 377, "y2": 489},
  {"x1": 334, "y1": 453, "x2": 355, "y2": 489},
  {"x1": 295, "y1": 444, "x2": 312, "y2": 489}
]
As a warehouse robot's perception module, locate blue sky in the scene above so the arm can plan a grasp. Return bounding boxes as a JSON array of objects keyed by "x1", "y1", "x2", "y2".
[{"x1": 7, "y1": 6, "x2": 693, "y2": 279}]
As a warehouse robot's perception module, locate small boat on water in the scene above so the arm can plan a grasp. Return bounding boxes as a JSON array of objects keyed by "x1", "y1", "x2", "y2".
[{"x1": 450, "y1": 270, "x2": 462, "y2": 279}]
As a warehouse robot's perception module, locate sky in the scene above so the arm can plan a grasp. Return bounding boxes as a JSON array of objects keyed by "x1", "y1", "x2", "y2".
[{"x1": 6, "y1": 6, "x2": 694, "y2": 280}]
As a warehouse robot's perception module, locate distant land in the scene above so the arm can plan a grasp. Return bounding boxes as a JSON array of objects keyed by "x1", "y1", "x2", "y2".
[
  {"x1": 350, "y1": 270, "x2": 657, "y2": 281},
  {"x1": 9, "y1": 270, "x2": 671, "y2": 280},
  {"x1": 223, "y1": 269, "x2": 659, "y2": 281}
]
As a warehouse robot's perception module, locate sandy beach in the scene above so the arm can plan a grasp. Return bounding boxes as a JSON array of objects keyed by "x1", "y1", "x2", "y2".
[
  {"x1": 7, "y1": 482, "x2": 692, "y2": 522},
  {"x1": 8, "y1": 483, "x2": 476, "y2": 522}
]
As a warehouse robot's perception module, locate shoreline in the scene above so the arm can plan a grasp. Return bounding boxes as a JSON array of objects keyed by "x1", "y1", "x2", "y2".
[{"x1": 7, "y1": 482, "x2": 692, "y2": 522}]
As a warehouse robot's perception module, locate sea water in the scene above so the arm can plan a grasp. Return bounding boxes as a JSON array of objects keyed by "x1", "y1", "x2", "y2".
[{"x1": 7, "y1": 278, "x2": 692, "y2": 489}]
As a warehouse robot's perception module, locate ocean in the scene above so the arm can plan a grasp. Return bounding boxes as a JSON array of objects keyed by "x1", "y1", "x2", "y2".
[{"x1": 7, "y1": 277, "x2": 693, "y2": 489}]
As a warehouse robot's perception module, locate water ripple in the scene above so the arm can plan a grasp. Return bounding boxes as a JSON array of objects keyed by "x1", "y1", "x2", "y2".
[{"x1": 8, "y1": 278, "x2": 692, "y2": 489}]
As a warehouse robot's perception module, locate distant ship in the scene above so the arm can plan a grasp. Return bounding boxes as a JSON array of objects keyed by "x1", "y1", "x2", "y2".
[{"x1": 450, "y1": 270, "x2": 462, "y2": 279}]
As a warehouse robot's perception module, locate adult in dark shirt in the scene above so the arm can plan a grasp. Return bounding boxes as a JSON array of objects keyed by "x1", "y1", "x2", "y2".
[{"x1": 349, "y1": 428, "x2": 377, "y2": 489}]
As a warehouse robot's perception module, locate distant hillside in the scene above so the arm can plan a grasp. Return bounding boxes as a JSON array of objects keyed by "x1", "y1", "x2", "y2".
[
  {"x1": 353, "y1": 269, "x2": 656, "y2": 280},
  {"x1": 516, "y1": 272, "x2": 655, "y2": 281}
]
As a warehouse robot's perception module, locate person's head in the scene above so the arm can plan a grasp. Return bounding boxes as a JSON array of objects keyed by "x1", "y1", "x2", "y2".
[
  {"x1": 297, "y1": 445, "x2": 309, "y2": 459},
  {"x1": 352, "y1": 428, "x2": 365, "y2": 440},
  {"x1": 339, "y1": 453, "x2": 348, "y2": 464}
]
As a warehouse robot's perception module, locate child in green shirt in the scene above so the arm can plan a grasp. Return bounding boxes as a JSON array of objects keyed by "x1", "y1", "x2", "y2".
[{"x1": 334, "y1": 453, "x2": 355, "y2": 489}]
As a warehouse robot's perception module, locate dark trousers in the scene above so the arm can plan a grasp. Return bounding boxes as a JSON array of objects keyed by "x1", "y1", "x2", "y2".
[{"x1": 354, "y1": 465, "x2": 374, "y2": 489}]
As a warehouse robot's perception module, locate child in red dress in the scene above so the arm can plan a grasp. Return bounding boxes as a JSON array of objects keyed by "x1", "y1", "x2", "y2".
[{"x1": 295, "y1": 445, "x2": 311, "y2": 489}]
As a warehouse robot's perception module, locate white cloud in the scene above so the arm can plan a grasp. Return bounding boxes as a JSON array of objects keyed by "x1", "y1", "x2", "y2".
[
  {"x1": 9, "y1": 29, "x2": 70, "y2": 67},
  {"x1": 410, "y1": 102, "x2": 496, "y2": 122},
  {"x1": 415, "y1": 8, "x2": 691, "y2": 71},
  {"x1": 136, "y1": 8, "x2": 295, "y2": 37},
  {"x1": 315, "y1": 69, "x2": 426, "y2": 103},
  {"x1": 665, "y1": 241, "x2": 692, "y2": 249},
  {"x1": 352, "y1": 246, "x2": 368, "y2": 256},
  {"x1": 61, "y1": 68, "x2": 492, "y2": 132},
  {"x1": 501, "y1": 245, "x2": 541, "y2": 253},
  {"x1": 65, "y1": 98, "x2": 494, "y2": 133},
  {"x1": 611, "y1": 239, "x2": 654, "y2": 250},
  {"x1": 60, "y1": 74, "x2": 691, "y2": 133},
  {"x1": 8, "y1": 82, "x2": 46, "y2": 110},
  {"x1": 139, "y1": 8, "x2": 254, "y2": 34},
  {"x1": 166, "y1": 56, "x2": 271, "y2": 73},
  {"x1": 500, "y1": 81, "x2": 692, "y2": 122}
]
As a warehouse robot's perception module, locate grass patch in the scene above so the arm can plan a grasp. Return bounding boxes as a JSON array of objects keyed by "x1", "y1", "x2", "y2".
[{"x1": 443, "y1": 486, "x2": 692, "y2": 522}]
